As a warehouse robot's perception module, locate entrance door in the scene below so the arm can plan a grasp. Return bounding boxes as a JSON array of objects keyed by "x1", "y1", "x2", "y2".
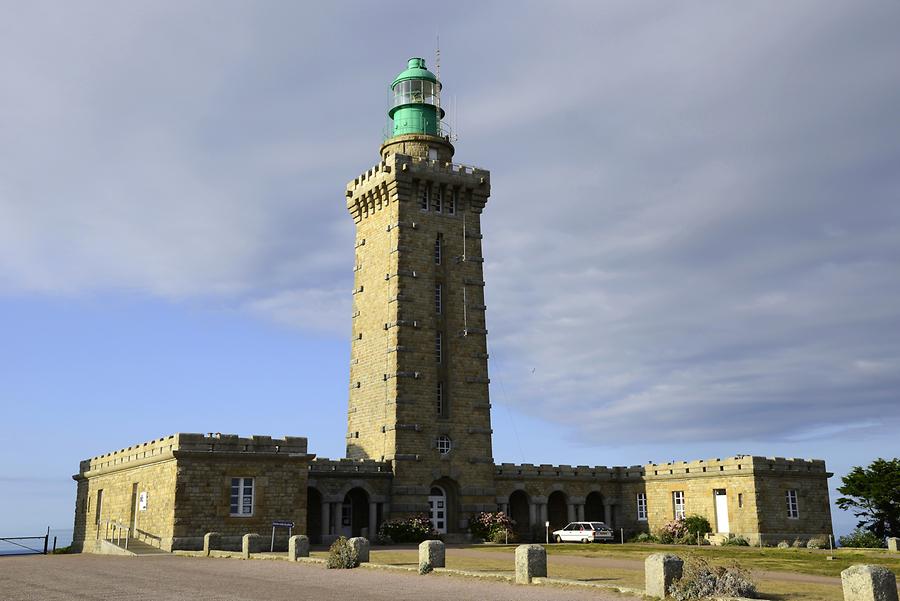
[
  {"x1": 129, "y1": 483, "x2": 139, "y2": 534},
  {"x1": 714, "y1": 489, "x2": 729, "y2": 533},
  {"x1": 428, "y1": 487, "x2": 447, "y2": 534}
]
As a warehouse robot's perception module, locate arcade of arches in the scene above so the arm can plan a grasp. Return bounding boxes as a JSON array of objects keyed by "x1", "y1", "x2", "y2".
[{"x1": 498, "y1": 488, "x2": 612, "y2": 538}]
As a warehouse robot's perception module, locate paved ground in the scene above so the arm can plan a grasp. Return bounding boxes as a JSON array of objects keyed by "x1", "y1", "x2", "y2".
[{"x1": 0, "y1": 554, "x2": 630, "y2": 601}]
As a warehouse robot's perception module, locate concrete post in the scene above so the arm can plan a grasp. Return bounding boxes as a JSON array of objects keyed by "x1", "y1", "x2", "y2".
[
  {"x1": 321, "y1": 502, "x2": 331, "y2": 538},
  {"x1": 288, "y1": 535, "x2": 309, "y2": 560},
  {"x1": 202, "y1": 532, "x2": 220, "y2": 557},
  {"x1": 841, "y1": 564, "x2": 899, "y2": 601},
  {"x1": 419, "y1": 540, "x2": 445, "y2": 569},
  {"x1": 644, "y1": 553, "x2": 684, "y2": 599},
  {"x1": 368, "y1": 502, "x2": 378, "y2": 541},
  {"x1": 348, "y1": 537, "x2": 370, "y2": 563},
  {"x1": 576, "y1": 504, "x2": 585, "y2": 522},
  {"x1": 888, "y1": 537, "x2": 899, "y2": 552},
  {"x1": 515, "y1": 544, "x2": 547, "y2": 584},
  {"x1": 241, "y1": 533, "x2": 260, "y2": 560}
]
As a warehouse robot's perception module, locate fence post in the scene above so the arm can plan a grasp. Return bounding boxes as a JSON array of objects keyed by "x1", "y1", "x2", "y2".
[{"x1": 43, "y1": 528, "x2": 49, "y2": 555}]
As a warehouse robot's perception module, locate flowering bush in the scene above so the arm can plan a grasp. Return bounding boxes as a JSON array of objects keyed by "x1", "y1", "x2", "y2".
[
  {"x1": 326, "y1": 536, "x2": 359, "y2": 569},
  {"x1": 668, "y1": 558, "x2": 757, "y2": 600},
  {"x1": 469, "y1": 511, "x2": 515, "y2": 542},
  {"x1": 377, "y1": 514, "x2": 437, "y2": 544},
  {"x1": 656, "y1": 518, "x2": 690, "y2": 544}
]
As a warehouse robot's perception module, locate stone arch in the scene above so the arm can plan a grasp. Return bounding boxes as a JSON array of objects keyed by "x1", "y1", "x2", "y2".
[
  {"x1": 307, "y1": 486, "x2": 323, "y2": 544},
  {"x1": 341, "y1": 487, "x2": 370, "y2": 538},
  {"x1": 585, "y1": 490, "x2": 606, "y2": 523},
  {"x1": 547, "y1": 490, "x2": 569, "y2": 531},
  {"x1": 508, "y1": 489, "x2": 530, "y2": 539}
]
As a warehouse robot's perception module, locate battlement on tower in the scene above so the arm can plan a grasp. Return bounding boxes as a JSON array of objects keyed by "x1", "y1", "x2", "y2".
[{"x1": 310, "y1": 457, "x2": 392, "y2": 474}]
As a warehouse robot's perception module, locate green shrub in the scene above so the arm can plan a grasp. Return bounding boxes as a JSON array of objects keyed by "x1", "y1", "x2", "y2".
[
  {"x1": 326, "y1": 536, "x2": 359, "y2": 569},
  {"x1": 656, "y1": 518, "x2": 688, "y2": 544},
  {"x1": 669, "y1": 557, "x2": 757, "y2": 600},
  {"x1": 839, "y1": 528, "x2": 885, "y2": 548},
  {"x1": 631, "y1": 532, "x2": 658, "y2": 543},
  {"x1": 806, "y1": 537, "x2": 828, "y2": 549},
  {"x1": 721, "y1": 535, "x2": 750, "y2": 546},
  {"x1": 377, "y1": 514, "x2": 437, "y2": 544},
  {"x1": 683, "y1": 515, "x2": 712, "y2": 539},
  {"x1": 489, "y1": 528, "x2": 515, "y2": 544}
]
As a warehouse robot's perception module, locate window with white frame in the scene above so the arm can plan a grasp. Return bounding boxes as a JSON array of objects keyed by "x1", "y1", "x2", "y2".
[
  {"x1": 435, "y1": 331, "x2": 443, "y2": 363},
  {"x1": 447, "y1": 189, "x2": 457, "y2": 215},
  {"x1": 786, "y1": 489, "x2": 799, "y2": 519},
  {"x1": 436, "y1": 434, "x2": 452, "y2": 454},
  {"x1": 419, "y1": 184, "x2": 429, "y2": 211},
  {"x1": 434, "y1": 283, "x2": 442, "y2": 314},
  {"x1": 637, "y1": 492, "x2": 648, "y2": 521},
  {"x1": 434, "y1": 235, "x2": 442, "y2": 265},
  {"x1": 673, "y1": 491, "x2": 685, "y2": 519},
  {"x1": 230, "y1": 477, "x2": 254, "y2": 516},
  {"x1": 431, "y1": 185, "x2": 442, "y2": 213},
  {"x1": 436, "y1": 381, "x2": 444, "y2": 416}
]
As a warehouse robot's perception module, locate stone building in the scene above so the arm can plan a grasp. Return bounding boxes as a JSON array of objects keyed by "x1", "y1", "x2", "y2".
[{"x1": 72, "y1": 58, "x2": 833, "y2": 553}]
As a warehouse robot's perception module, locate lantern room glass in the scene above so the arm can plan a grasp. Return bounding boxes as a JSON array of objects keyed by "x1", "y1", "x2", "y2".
[{"x1": 393, "y1": 79, "x2": 440, "y2": 108}]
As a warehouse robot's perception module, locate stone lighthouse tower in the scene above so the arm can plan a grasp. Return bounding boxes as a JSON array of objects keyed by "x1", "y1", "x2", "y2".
[{"x1": 344, "y1": 58, "x2": 496, "y2": 533}]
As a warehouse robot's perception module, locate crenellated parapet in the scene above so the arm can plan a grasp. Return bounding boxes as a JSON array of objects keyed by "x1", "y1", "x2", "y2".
[
  {"x1": 310, "y1": 457, "x2": 392, "y2": 474},
  {"x1": 77, "y1": 433, "x2": 309, "y2": 477}
]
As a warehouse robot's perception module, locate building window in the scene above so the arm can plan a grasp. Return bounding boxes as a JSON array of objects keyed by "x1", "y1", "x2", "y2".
[
  {"x1": 432, "y1": 185, "x2": 442, "y2": 213},
  {"x1": 436, "y1": 435, "x2": 452, "y2": 454},
  {"x1": 434, "y1": 283, "x2": 442, "y2": 314},
  {"x1": 447, "y1": 189, "x2": 457, "y2": 215},
  {"x1": 436, "y1": 381, "x2": 444, "y2": 416},
  {"x1": 230, "y1": 477, "x2": 254, "y2": 516},
  {"x1": 419, "y1": 184, "x2": 429, "y2": 211},
  {"x1": 434, "y1": 235, "x2": 442, "y2": 265},
  {"x1": 786, "y1": 489, "x2": 799, "y2": 519},
  {"x1": 637, "y1": 492, "x2": 648, "y2": 521},
  {"x1": 738, "y1": 493, "x2": 743, "y2": 508},
  {"x1": 435, "y1": 331, "x2": 443, "y2": 363},
  {"x1": 673, "y1": 491, "x2": 685, "y2": 519}
]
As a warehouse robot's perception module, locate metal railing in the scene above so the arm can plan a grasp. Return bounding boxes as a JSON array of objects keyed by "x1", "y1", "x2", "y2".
[
  {"x1": 97, "y1": 520, "x2": 130, "y2": 550},
  {"x1": 0, "y1": 532, "x2": 49, "y2": 556}
]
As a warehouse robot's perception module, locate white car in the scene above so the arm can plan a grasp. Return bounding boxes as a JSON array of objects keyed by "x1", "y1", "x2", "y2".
[{"x1": 552, "y1": 521, "x2": 614, "y2": 543}]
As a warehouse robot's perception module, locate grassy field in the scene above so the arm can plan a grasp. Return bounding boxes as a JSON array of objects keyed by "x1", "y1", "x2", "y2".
[{"x1": 309, "y1": 543, "x2": 900, "y2": 601}]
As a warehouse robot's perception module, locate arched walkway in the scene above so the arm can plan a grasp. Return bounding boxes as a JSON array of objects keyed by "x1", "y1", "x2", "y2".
[
  {"x1": 307, "y1": 487, "x2": 322, "y2": 543},
  {"x1": 547, "y1": 490, "x2": 568, "y2": 531},
  {"x1": 585, "y1": 491, "x2": 605, "y2": 523},
  {"x1": 341, "y1": 487, "x2": 369, "y2": 538},
  {"x1": 509, "y1": 489, "x2": 530, "y2": 539}
]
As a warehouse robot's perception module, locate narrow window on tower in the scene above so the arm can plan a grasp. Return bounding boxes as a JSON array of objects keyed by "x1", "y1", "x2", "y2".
[
  {"x1": 432, "y1": 185, "x2": 442, "y2": 213},
  {"x1": 447, "y1": 189, "x2": 457, "y2": 215},
  {"x1": 419, "y1": 183, "x2": 429, "y2": 211},
  {"x1": 435, "y1": 331, "x2": 442, "y2": 363},
  {"x1": 436, "y1": 381, "x2": 444, "y2": 416},
  {"x1": 434, "y1": 234, "x2": 442, "y2": 265},
  {"x1": 434, "y1": 282, "x2": 442, "y2": 314}
]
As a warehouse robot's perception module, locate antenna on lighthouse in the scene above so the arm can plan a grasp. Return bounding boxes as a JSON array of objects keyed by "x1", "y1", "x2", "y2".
[{"x1": 435, "y1": 35, "x2": 443, "y2": 138}]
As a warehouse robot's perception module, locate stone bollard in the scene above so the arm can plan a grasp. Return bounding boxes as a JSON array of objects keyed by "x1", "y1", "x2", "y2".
[
  {"x1": 348, "y1": 537, "x2": 370, "y2": 563},
  {"x1": 645, "y1": 553, "x2": 684, "y2": 599},
  {"x1": 515, "y1": 544, "x2": 547, "y2": 584},
  {"x1": 288, "y1": 535, "x2": 309, "y2": 560},
  {"x1": 241, "y1": 533, "x2": 260, "y2": 560},
  {"x1": 841, "y1": 564, "x2": 899, "y2": 601},
  {"x1": 419, "y1": 540, "x2": 446, "y2": 569},
  {"x1": 888, "y1": 538, "x2": 899, "y2": 552},
  {"x1": 203, "y1": 532, "x2": 221, "y2": 557}
]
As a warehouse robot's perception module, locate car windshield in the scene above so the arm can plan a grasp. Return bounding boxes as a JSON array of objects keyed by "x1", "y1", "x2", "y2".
[{"x1": 591, "y1": 522, "x2": 607, "y2": 529}]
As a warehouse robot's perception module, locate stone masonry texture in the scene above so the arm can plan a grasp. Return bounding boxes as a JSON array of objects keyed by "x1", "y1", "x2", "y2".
[
  {"x1": 645, "y1": 553, "x2": 684, "y2": 599},
  {"x1": 841, "y1": 564, "x2": 899, "y2": 601},
  {"x1": 515, "y1": 544, "x2": 548, "y2": 584}
]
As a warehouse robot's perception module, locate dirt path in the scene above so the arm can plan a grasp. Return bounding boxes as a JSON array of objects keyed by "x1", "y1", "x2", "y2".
[{"x1": 0, "y1": 554, "x2": 631, "y2": 601}]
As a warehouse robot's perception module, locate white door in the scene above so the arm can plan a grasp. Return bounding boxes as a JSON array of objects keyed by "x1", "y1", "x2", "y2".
[
  {"x1": 714, "y1": 490, "x2": 730, "y2": 533},
  {"x1": 428, "y1": 487, "x2": 447, "y2": 534}
]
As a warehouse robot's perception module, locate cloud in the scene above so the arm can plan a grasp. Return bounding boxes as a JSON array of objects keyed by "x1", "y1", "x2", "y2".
[{"x1": 1, "y1": 1, "x2": 899, "y2": 446}]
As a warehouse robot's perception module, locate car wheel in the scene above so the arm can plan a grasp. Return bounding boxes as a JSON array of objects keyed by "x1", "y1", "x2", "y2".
[
  {"x1": 581, "y1": 538, "x2": 590, "y2": 544},
  {"x1": 554, "y1": 535, "x2": 562, "y2": 543}
]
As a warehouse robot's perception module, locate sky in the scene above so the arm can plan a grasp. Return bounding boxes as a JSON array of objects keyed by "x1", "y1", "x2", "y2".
[{"x1": 1, "y1": 1, "x2": 898, "y2": 541}]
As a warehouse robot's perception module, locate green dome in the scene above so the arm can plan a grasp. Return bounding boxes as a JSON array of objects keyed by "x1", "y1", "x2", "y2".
[{"x1": 391, "y1": 57, "x2": 438, "y2": 89}]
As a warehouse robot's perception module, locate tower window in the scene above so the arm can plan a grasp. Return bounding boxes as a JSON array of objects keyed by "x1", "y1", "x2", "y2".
[
  {"x1": 436, "y1": 381, "x2": 444, "y2": 416},
  {"x1": 435, "y1": 331, "x2": 442, "y2": 363},
  {"x1": 432, "y1": 185, "x2": 442, "y2": 213},
  {"x1": 436, "y1": 434, "x2": 452, "y2": 454},
  {"x1": 434, "y1": 283, "x2": 442, "y2": 314},
  {"x1": 419, "y1": 184, "x2": 429, "y2": 211},
  {"x1": 434, "y1": 235, "x2": 442, "y2": 265},
  {"x1": 447, "y1": 189, "x2": 457, "y2": 215},
  {"x1": 786, "y1": 490, "x2": 799, "y2": 519}
]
